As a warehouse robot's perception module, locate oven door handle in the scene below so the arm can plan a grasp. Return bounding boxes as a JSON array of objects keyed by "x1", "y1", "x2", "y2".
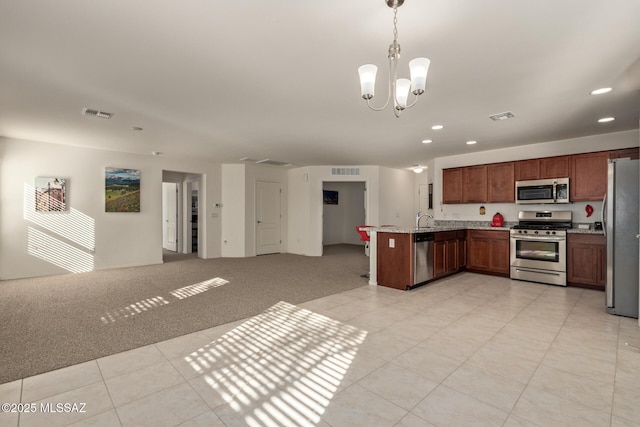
[{"x1": 510, "y1": 235, "x2": 565, "y2": 242}]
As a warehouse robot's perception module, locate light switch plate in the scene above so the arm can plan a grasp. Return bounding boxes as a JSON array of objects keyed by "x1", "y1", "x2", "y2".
[{"x1": 389, "y1": 238, "x2": 395, "y2": 248}]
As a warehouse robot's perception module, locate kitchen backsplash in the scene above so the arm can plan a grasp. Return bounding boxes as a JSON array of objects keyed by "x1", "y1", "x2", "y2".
[{"x1": 436, "y1": 201, "x2": 602, "y2": 225}]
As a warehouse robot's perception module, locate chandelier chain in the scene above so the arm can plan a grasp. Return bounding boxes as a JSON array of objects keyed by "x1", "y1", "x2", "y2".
[{"x1": 393, "y1": 7, "x2": 398, "y2": 43}]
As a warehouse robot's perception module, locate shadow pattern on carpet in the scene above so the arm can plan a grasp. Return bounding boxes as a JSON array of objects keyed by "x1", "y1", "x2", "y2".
[{"x1": 0, "y1": 245, "x2": 369, "y2": 384}]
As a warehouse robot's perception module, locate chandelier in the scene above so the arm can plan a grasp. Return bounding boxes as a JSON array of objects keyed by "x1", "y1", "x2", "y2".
[{"x1": 358, "y1": 0, "x2": 430, "y2": 118}]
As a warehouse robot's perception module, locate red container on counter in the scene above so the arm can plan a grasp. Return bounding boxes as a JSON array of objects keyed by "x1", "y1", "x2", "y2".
[{"x1": 491, "y1": 212, "x2": 504, "y2": 227}]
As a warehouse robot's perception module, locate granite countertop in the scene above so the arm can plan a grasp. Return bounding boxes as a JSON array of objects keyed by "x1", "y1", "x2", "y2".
[
  {"x1": 373, "y1": 221, "x2": 605, "y2": 235},
  {"x1": 373, "y1": 221, "x2": 512, "y2": 233}
]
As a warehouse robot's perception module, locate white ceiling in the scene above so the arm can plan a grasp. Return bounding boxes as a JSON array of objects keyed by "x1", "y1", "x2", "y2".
[{"x1": 1, "y1": 1, "x2": 639, "y2": 170}]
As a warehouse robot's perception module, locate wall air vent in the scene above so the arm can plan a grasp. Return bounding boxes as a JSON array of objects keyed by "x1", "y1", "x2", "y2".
[
  {"x1": 82, "y1": 108, "x2": 113, "y2": 119},
  {"x1": 489, "y1": 111, "x2": 515, "y2": 121},
  {"x1": 331, "y1": 167, "x2": 360, "y2": 176}
]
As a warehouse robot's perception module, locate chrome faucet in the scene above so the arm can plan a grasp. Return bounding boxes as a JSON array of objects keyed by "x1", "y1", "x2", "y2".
[{"x1": 416, "y1": 211, "x2": 433, "y2": 228}]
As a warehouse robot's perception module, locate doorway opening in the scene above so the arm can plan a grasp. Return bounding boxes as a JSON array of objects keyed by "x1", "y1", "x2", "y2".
[
  {"x1": 161, "y1": 170, "x2": 204, "y2": 262},
  {"x1": 321, "y1": 181, "x2": 366, "y2": 256}
]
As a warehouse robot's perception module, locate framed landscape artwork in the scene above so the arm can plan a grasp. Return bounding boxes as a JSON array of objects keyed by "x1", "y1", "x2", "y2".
[
  {"x1": 35, "y1": 177, "x2": 67, "y2": 212},
  {"x1": 105, "y1": 167, "x2": 140, "y2": 212}
]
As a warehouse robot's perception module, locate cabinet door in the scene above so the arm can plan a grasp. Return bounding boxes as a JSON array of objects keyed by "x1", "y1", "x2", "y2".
[
  {"x1": 567, "y1": 244, "x2": 598, "y2": 285},
  {"x1": 570, "y1": 151, "x2": 609, "y2": 202},
  {"x1": 489, "y1": 237, "x2": 510, "y2": 275},
  {"x1": 514, "y1": 159, "x2": 540, "y2": 181},
  {"x1": 457, "y1": 238, "x2": 467, "y2": 269},
  {"x1": 433, "y1": 240, "x2": 446, "y2": 277},
  {"x1": 462, "y1": 165, "x2": 488, "y2": 203},
  {"x1": 466, "y1": 230, "x2": 509, "y2": 275},
  {"x1": 445, "y1": 240, "x2": 458, "y2": 273},
  {"x1": 596, "y1": 245, "x2": 606, "y2": 286},
  {"x1": 540, "y1": 156, "x2": 569, "y2": 178},
  {"x1": 467, "y1": 236, "x2": 490, "y2": 270},
  {"x1": 487, "y1": 162, "x2": 515, "y2": 202},
  {"x1": 567, "y1": 234, "x2": 606, "y2": 288},
  {"x1": 442, "y1": 168, "x2": 463, "y2": 204}
]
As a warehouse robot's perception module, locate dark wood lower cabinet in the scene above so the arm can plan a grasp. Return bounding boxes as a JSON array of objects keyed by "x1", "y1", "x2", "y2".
[
  {"x1": 376, "y1": 232, "x2": 413, "y2": 290},
  {"x1": 466, "y1": 230, "x2": 510, "y2": 276},
  {"x1": 567, "y1": 234, "x2": 606, "y2": 289},
  {"x1": 434, "y1": 231, "x2": 466, "y2": 278}
]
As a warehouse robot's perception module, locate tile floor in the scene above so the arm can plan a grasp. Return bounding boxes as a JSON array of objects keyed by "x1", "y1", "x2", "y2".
[{"x1": 1, "y1": 272, "x2": 640, "y2": 427}]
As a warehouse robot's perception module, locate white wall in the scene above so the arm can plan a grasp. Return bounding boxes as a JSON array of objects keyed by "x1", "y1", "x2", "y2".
[
  {"x1": 220, "y1": 164, "x2": 288, "y2": 257},
  {"x1": 379, "y1": 167, "x2": 415, "y2": 227},
  {"x1": 0, "y1": 137, "x2": 221, "y2": 280},
  {"x1": 221, "y1": 164, "x2": 245, "y2": 257},
  {"x1": 287, "y1": 165, "x2": 414, "y2": 256},
  {"x1": 432, "y1": 130, "x2": 639, "y2": 224}
]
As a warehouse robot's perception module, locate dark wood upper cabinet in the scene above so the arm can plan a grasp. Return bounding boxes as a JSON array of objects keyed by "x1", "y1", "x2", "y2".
[
  {"x1": 442, "y1": 168, "x2": 463, "y2": 204},
  {"x1": 514, "y1": 159, "x2": 540, "y2": 181},
  {"x1": 610, "y1": 147, "x2": 640, "y2": 160},
  {"x1": 539, "y1": 156, "x2": 569, "y2": 179},
  {"x1": 462, "y1": 165, "x2": 487, "y2": 203},
  {"x1": 487, "y1": 162, "x2": 515, "y2": 202},
  {"x1": 442, "y1": 148, "x2": 636, "y2": 205},
  {"x1": 514, "y1": 156, "x2": 569, "y2": 181},
  {"x1": 570, "y1": 151, "x2": 609, "y2": 202}
]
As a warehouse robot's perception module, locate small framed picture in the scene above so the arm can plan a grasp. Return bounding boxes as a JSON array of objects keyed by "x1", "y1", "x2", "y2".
[
  {"x1": 35, "y1": 177, "x2": 67, "y2": 212},
  {"x1": 323, "y1": 190, "x2": 339, "y2": 205}
]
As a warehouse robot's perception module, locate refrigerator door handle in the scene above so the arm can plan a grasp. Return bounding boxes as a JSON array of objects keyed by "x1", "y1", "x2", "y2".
[{"x1": 601, "y1": 194, "x2": 607, "y2": 238}]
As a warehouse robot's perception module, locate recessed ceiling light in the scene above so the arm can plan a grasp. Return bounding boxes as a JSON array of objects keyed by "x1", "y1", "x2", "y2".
[
  {"x1": 422, "y1": 139, "x2": 432, "y2": 144},
  {"x1": 431, "y1": 125, "x2": 444, "y2": 130},
  {"x1": 598, "y1": 117, "x2": 615, "y2": 123},
  {"x1": 590, "y1": 87, "x2": 612, "y2": 95},
  {"x1": 466, "y1": 140, "x2": 477, "y2": 145}
]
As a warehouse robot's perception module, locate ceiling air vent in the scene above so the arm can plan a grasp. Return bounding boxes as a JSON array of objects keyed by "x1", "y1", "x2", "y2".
[
  {"x1": 240, "y1": 157, "x2": 293, "y2": 167},
  {"x1": 489, "y1": 111, "x2": 515, "y2": 121},
  {"x1": 256, "y1": 159, "x2": 291, "y2": 166},
  {"x1": 82, "y1": 108, "x2": 113, "y2": 119},
  {"x1": 331, "y1": 167, "x2": 360, "y2": 176}
]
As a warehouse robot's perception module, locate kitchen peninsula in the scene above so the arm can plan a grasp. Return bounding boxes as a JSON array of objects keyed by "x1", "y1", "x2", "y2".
[{"x1": 369, "y1": 221, "x2": 604, "y2": 291}]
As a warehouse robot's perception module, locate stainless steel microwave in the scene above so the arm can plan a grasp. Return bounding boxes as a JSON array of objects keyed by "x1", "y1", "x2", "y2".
[{"x1": 515, "y1": 178, "x2": 570, "y2": 204}]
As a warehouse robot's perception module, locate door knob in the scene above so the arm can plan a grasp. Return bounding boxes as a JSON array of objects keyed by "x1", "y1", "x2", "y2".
[{"x1": 257, "y1": 220, "x2": 262, "y2": 224}]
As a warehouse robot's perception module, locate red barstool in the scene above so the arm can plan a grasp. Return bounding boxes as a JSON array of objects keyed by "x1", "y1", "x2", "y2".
[{"x1": 356, "y1": 225, "x2": 372, "y2": 256}]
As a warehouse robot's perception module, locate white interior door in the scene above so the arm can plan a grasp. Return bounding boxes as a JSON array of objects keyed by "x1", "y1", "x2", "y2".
[
  {"x1": 162, "y1": 182, "x2": 177, "y2": 252},
  {"x1": 256, "y1": 181, "x2": 281, "y2": 255}
]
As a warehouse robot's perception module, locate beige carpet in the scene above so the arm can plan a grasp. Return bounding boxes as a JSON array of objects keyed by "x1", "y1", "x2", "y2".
[{"x1": 0, "y1": 244, "x2": 369, "y2": 384}]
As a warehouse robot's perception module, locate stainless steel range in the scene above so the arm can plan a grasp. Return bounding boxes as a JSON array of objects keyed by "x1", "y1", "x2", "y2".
[{"x1": 510, "y1": 211, "x2": 572, "y2": 286}]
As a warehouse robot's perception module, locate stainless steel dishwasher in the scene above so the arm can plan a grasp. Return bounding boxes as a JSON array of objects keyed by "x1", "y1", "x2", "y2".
[{"x1": 413, "y1": 233, "x2": 435, "y2": 287}]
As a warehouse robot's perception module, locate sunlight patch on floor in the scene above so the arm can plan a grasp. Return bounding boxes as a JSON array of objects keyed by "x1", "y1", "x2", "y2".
[
  {"x1": 100, "y1": 277, "x2": 229, "y2": 324},
  {"x1": 185, "y1": 301, "x2": 368, "y2": 426}
]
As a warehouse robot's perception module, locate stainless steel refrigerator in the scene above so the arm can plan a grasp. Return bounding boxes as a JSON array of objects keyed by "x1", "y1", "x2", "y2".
[{"x1": 604, "y1": 158, "x2": 639, "y2": 318}]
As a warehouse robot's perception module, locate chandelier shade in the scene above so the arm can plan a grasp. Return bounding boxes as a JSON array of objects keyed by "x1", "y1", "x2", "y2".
[
  {"x1": 358, "y1": 64, "x2": 378, "y2": 99},
  {"x1": 409, "y1": 58, "x2": 430, "y2": 94},
  {"x1": 357, "y1": 1, "x2": 430, "y2": 118}
]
